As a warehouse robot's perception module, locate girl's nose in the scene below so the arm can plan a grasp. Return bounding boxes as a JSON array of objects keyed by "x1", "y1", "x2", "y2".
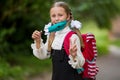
[{"x1": 55, "y1": 16, "x2": 59, "y2": 21}]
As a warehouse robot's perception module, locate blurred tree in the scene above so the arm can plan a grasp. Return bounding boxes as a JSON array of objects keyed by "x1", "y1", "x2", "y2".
[
  {"x1": 0, "y1": 0, "x2": 53, "y2": 55},
  {"x1": 68, "y1": 0, "x2": 120, "y2": 29}
]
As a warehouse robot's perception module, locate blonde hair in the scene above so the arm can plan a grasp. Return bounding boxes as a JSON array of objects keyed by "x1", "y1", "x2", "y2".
[
  {"x1": 48, "y1": 1, "x2": 84, "y2": 52},
  {"x1": 51, "y1": 1, "x2": 73, "y2": 20}
]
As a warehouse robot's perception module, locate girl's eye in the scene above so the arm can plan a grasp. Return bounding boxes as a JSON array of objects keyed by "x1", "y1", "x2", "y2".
[{"x1": 51, "y1": 14, "x2": 56, "y2": 18}]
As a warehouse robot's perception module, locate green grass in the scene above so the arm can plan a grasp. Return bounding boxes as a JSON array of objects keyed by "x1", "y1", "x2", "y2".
[
  {"x1": 0, "y1": 54, "x2": 52, "y2": 80},
  {"x1": 110, "y1": 39, "x2": 120, "y2": 47}
]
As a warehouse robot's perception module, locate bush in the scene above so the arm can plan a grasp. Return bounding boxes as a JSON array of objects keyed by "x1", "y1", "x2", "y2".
[
  {"x1": 0, "y1": 54, "x2": 51, "y2": 80},
  {"x1": 0, "y1": 57, "x2": 24, "y2": 80}
]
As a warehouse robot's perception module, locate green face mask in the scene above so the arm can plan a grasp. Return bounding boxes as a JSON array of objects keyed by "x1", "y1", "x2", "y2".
[{"x1": 48, "y1": 20, "x2": 67, "y2": 32}]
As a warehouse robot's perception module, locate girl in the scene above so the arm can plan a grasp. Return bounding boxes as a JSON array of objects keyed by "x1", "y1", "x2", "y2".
[{"x1": 31, "y1": 1, "x2": 85, "y2": 80}]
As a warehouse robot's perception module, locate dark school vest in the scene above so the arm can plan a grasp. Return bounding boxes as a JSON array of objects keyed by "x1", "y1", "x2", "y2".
[{"x1": 51, "y1": 48, "x2": 83, "y2": 80}]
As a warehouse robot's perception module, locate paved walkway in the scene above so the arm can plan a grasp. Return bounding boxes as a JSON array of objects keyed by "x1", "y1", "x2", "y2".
[
  {"x1": 96, "y1": 45, "x2": 120, "y2": 80},
  {"x1": 28, "y1": 45, "x2": 120, "y2": 80}
]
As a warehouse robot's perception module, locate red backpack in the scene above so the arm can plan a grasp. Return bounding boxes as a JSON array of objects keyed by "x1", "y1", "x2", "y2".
[{"x1": 63, "y1": 31, "x2": 99, "y2": 80}]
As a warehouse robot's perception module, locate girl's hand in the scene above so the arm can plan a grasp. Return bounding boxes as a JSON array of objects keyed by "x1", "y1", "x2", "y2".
[
  {"x1": 69, "y1": 38, "x2": 77, "y2": 60},
  {"x1": 32, "y1": 30, "x2": 42, "y2": 42}
]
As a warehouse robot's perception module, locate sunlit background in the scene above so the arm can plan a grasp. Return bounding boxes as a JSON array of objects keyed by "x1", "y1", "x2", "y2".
[{"x1": 0, "y1": 0, "x2": 120, "y2": 80}]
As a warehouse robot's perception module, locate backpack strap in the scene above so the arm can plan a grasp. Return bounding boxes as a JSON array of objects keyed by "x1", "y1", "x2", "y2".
[{"x1": 63, "y1": 31, "x2": 76, "y2": 55}]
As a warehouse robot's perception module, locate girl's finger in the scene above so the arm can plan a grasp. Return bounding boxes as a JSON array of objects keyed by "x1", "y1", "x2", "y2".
[
  {"x1": 32, "y1": 30, "x2": 42, "y2": 39},
  {"x1": 73, "y1": 38, "x2": 77, "y2": 44},
  {"x1": 72, "y1": 44, "x2": 77, "y2": 50},
  {"x1": 69, "y1": 38, "x2": 72, "y2": 49},
  {"x1": 70, "y1": 38, "x2": 77, "y2": 47}
]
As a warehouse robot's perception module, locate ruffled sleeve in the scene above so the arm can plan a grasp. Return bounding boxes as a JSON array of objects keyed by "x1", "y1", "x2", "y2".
[{"x1": 31, "y1": 39, "x2": 50, "y2": 60}]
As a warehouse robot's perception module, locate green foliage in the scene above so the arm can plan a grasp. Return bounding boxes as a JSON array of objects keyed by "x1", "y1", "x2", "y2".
[
  {"x1": 0, "y1": 57, "x2": 24, "y2": 80},
  {"x1": 0, "y1": 54, "x2": 51, "y2": 80},
  {"x1": 71, "y1": 0, "x2": 120, "y2": 29},
  {"x1": 95, "y1": 31, "x2": 110, "y2": 55},
  {"x1": 0, "y1": 0, "x2": 53, "y2": 55},
  {"x1": 110, "y1": 39, "x2": 120, "y2": 47},
  {"x1": 0, "y1": 1, "x2": 53, "y2": 79}
]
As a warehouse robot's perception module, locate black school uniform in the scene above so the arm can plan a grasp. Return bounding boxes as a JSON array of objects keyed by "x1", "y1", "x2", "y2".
[{"x1": 51, "y1": 47, "x2": 83, "y2": 80}]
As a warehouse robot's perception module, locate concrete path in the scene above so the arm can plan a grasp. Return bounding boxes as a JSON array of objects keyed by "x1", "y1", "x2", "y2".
[
  {"x1": 96, "y1": 45, "x2": 120, "y2": 80},
  {"x1": 28, "y1": 45, "x2": 120, "y2": 80}
]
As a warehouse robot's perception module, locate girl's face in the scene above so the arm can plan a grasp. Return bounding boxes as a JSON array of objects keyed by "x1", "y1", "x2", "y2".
[{"x1": 50, "y1": 6, "x2": 70, "y2": 24}]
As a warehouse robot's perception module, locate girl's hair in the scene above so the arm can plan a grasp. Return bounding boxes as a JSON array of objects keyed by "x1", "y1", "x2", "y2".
[
  {"x1": 47, "y1": 1, "x2": 84, "y2": 52},
  {"x1": 51, "y1": 1, "x2": 73, "y2": 20}
]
